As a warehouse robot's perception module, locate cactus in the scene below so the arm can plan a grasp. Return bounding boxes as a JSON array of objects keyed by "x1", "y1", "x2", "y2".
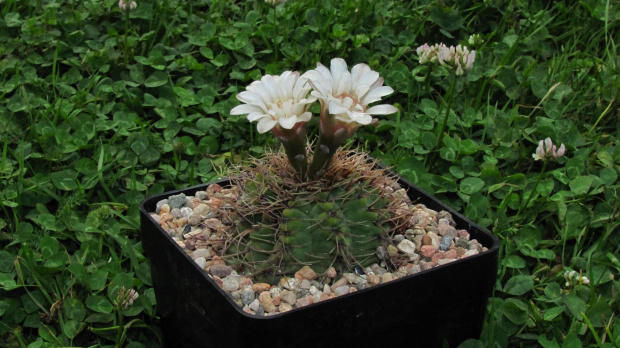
[{"x1": 222, "y1": 149, "x2": 412, "y2": 283}]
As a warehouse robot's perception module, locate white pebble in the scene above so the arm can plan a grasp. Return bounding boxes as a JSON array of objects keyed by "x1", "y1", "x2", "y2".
[
  {"x1": 223, "y1": 279, "x2": 239, "y2": 292},
  {"x1": 248, "y1": 299, "x2": 260, "y2": 312},
  {"x1": 334, "y1": 286, "x2": 350, "y2": 296},
  {"x1": 180, "y1": 207, "x2": 193, "y2": 218},
  {"x1": 194, "y1": 257, "x2": 206, "y2": 270},
  {"x1": 397, "y1": 239, "x2": 417, "y2": 255},
  {"x1": 463, "y1": 249, "x2": 479, "y2": 257}
]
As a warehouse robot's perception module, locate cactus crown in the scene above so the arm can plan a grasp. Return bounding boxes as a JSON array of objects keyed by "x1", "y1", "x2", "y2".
[{"x1": 221, "y1": 149, "x2": 414, "y2": 283}]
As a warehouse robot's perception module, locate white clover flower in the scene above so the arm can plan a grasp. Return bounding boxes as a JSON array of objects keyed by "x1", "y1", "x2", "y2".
[
  {"x1": 564, "y1": 270, "x2": 590, "y2": 287},
  {"x1": 119, "y1": 0, "x2": 137, "y2": 10},
  {"x1": 230, "y1": 71, "x2": 316, "y2": 134},
  {"x1": 532, "y1": 137, "x2": 566, "y2": 161},
  {"x1": 116, "y1": 286, "x2": 140, "y2": 309},
  {"x1": 416, "y1": 43, "x2": 476, "y2": 76},
  {"x1": 303, "y1": 58, "x2": 398, "y2": 125}
]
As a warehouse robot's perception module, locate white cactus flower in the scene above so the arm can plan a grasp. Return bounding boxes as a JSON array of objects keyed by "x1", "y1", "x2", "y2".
[
  {"x1": 303, "y1": 58, "x2": 398, "y2": 125},
  {"x1": 230, "y1": 71, "x2": 316, "y2": 134}
]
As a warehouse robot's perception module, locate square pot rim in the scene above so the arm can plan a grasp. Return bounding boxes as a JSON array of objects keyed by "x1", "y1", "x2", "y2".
[{"x1": 140, "y1": 172, "x2": 500, "y2": 320}]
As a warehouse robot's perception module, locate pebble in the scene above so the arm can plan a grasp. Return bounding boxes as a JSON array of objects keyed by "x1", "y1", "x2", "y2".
[
  {"x1": 248, "y1": 299, "x2": 260, "y2": 312},
  {"x1": 343, "y1": 273, "x2": 366, "y2": 285},
  {"x1": 333, "y1": 286, "x2": 350, "y2": 296},
  {"x1": 168, "y1": 193, "x2": 186, "y2": 209},
  {"x1": 325, "y1": 267, "x2": 337, "y2": 278},
  {"x1": 431, "y1": 252, "x2": 443, "y2": 265},
  {"x1": 457, "y1": 230, "x2": 470, "y2": 240},
  {"x1": 367, "y1": 273, "x2": 381, "y2": 285},
  {"x1": 296, "y1": 295, "x2": 313, "y2": 307},
  {"x1": 210, "y1": 264, "x2": 233, "y2": 278},
  {"x1": 381, "y1": 273, "x2": 394, "y2": 283},
  {"x1": 409, "y1": 265, "x2": 421, "y2": 274},
  {"x1": 443, "y1": 249, "x2": 458, "y2": 259},
  {"x1": 223, "y1": 278, "x2": 239, "y2": 292},
  {"x1": 280, "y1": 290, "x2": 297, "y2": 305},
  {"x1": 312, "y1": 291, "x2": 325, "y2": 303},
  {"x1": 375, "y1": 246, "x2": 388, "y2": 260},
  {"x1": 469, "y1": 240, "x2": 483, "y2": 252},
  {"x1": 259, "y1": 292, "x2": 276, "y2": 313},
  {"x1": 419, "y1": 261, "x2": 435, "y2": 271},
  {"x1": 397, "y1": 239, "x2": 416, "y2": 255},
  {"x1": 421, "y1": 235, "x2": 432, "y2": 246},
  {"x1": 439, "y1": 236, "x2": 453, "y2": 251},
  {"x1": 194, "y1": 257, "x2": 206, "y2": 270},
  {"x1": 180, "y1": 207, "x2": 193, "y2": 218},
  {"x1": 331, "y1": 277, "x2": 348, "y2": 290},
  {"x1": 156, "y1": 200, "x2": 169, "y2": 214},
  {"x1": 252, "y1": 283, "x2": 271, "y2": 293},
  {"x1": 300, "y1": 279, "x2": 311, "y2": 289},
  {"x1": 438, "y1": 224, "x2": 457, "y2": 238},
  {"x1": 420, "y1": 245, "x2": 436, "y2": 258},
  {"x1": 280, "y1": 278, "x2": 300, "y2": 291},
  {"x1": 463, "y1": 249, "x2": 480, "y2": 257},
  {"x1": 269, "y1": 287, "x2": 282, "y2": 299},
  {"x1": 193, "y1": 204, "x2": 210, "y2": 216},
  {"x1": 171, "y1": 208, "x2": 183, "y2": 218},
  {"x1": 371, "y1": 264, "x2": 387, "y2": 276},
  {"x1": 241, "y1": 290, "x2": 255, "y2": 305},
  {"x1": 192, "y1": 248, "x2": 210, "y2": 259},
  {"x1": 195, "y1": 191, "x2": 208, "y2": 200},
  {"x1": 279, "y1": 303, "x2": 293, "y2": 312},
  {"x1": 455, "y1": 238, "x2": 469, "y2": 249},
  {"x1": 427, "y1": 232, "x2": 441, "y2": 250}
]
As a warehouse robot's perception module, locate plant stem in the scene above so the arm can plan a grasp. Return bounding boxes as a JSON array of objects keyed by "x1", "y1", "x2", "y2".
[
  {"x1": 115, "y1": 310, "x2": 124, "y2": 348},
  {"x1": 123, "y1": 7, "x2": 129, "y2": 66},
  {"x1": 272, "y1": 124, "x2": 308, "y2": 181},
  {"x1": 308, "y1": 109, "x2": 354, "y2": 180},
  {"x1": 517, "y1": 160, "x2": 548, "y2": 218},
  {"x1": 427, "y1": 71, "x2": 457, "y2": 169}
]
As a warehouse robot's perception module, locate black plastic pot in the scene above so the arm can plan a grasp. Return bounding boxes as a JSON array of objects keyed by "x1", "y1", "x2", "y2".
[{"x1": 140, "y1": 174, "x2": 499, "y2": 348}]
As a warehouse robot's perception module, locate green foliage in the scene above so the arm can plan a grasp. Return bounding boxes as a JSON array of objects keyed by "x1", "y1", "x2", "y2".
[{"x1": 0, "y1": 0, "x2": 618, "y2": 346}]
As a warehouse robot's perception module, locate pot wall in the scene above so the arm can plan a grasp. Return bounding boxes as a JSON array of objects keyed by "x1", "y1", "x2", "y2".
[{"x1": 140, "y1": 176, "x2": 500, "y2": 348}]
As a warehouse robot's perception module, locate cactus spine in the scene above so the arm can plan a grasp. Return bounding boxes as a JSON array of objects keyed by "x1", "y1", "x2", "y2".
[{"x1": 222, "y1": 149, "x2": 412, "y2": 283}]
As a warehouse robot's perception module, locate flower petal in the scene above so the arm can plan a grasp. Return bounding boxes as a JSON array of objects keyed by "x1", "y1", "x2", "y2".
[
  {"x1": 278, "y1": 115, "x2": 298, "y2": 129},
  {"x1": 298, "y1": 111, "x2": 312, "y2": 122},
  {"x1": 330, "y1": 58, "x2": 348, "y2": 81},
  {"x1": 231, "y1": 103, "x2": 264, "y2": 115},
  {"x1": 256, "y1": 118, "x2": 278, "y2": 133},
  {"x1": 329, "y1": 101, "x2": 350, "y2": 115},
  {"x1": 237, "y1": 91, "x2": 267, "y2": 108},
  {"x1": 247, "y1": 112, "x2": 265, "y2": 122},
  {"x1": 366, "y1": 104, "x2": 398, "y2": 115},
  {"x1": 361, "y1": 86, "x2": 394, "y2": 105}
]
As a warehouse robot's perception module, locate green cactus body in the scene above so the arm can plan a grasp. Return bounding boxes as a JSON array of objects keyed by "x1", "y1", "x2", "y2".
[{"x1": 222, "y1": 150, "x2": 409, "y2": 282}]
